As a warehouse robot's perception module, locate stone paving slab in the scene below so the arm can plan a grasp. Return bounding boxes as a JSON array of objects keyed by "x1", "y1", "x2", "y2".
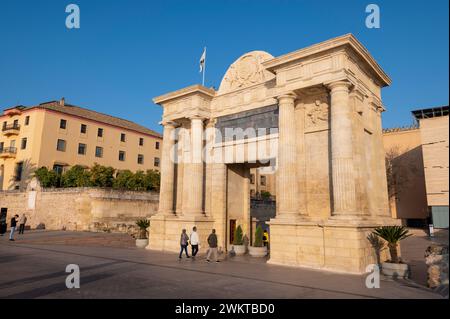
[{"x1": 0, "y1": 230, "x2": 445, "y2": 299}]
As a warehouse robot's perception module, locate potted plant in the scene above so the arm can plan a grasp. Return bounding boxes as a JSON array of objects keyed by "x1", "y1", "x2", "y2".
[
  {"x1": 135, "y1": 219, "x2": 150, "y2": 248},
  {"x1": 249, "y1": 226, "x2": 267, "y2": 257},
  {"x1": 372, "y1": 226, "x2": 412, "y2": 278},
  {"x1": 232, "y1": 225, "x2": 246, "y2": 255}
]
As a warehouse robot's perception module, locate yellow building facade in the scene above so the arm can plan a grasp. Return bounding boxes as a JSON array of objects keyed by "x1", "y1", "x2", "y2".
[{"x1": 0, "y1": 98, "x2": 162, "y2": 190}]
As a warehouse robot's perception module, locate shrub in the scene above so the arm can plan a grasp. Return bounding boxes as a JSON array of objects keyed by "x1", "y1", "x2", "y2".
[
  {"x1": 372, "y1": 226, "x2": 412, "y2": 263},
  {"x1": 261, "y1": 191, "x2": 271, "y2": 200},
  {"x1": 136, "y1": 219, "x2": 150, "y2": 239},
  {"x1": 233, "y1": 225, "x2": 244, "y2": 245},
  {"x1": 61, "y1": 165, "x2": 91, "y2": 187},
  {"x1": 113, "y1": 170, "x2": 134, "y2": 190},
  {"x1": 34, "y1": 167, "x2": 59, "y2": 188},
  {"x1": 90, "y1": 163, "x2": 115, "y2": 187},
  {"x1": 253, "y1": 225, "x2": 264, "y2": 247},
  {"x1": 145, "y1": 169, "x2": 160, "y2": 191}
]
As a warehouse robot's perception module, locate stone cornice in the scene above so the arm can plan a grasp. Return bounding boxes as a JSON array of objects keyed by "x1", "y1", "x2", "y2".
[
  {"x1": 262, "y1": 33, "x2": 391, "y2": 87},
  {"x1": 153, "y1": 84, "x2": 216, "y2": 105}
]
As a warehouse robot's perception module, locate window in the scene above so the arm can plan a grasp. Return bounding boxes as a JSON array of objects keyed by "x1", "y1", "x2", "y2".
[
  {"x1": 25, "y1": 116, "x2": 30, "y2": 126},
  {"x1": 21, "y1": 138, "x2": 27, "y2": 150},
  {"x1": 15, "y1": 162, "x2": 23, "y2": 181},
  {"x1": 260, "y1": 175, "x2": 266, "y2": 186},
  {"x1": 13, "y1": 119, "x2": 19, "y2": 128},
  {"x1": 120, "y1": 133, "x2": 126, "y2": 142},
  {"x1": 154, "y1": 157, "x2": 160, "y2": 167},
  {"x1": 2, "y1": 122, "x2": 6, "y2": 130},
  {"x1": 250, "y1": 174, "x2": 255, "y2": 184},
  {"x1": 78, "y1": 143, "x2": 87, "y2": 155},
  {"x1": 53, "y1": 164, "x2": 64, "y2": 175},
  {"x1": 119, "y1": 151, "x2": 126, "y2": 161},
  {"x1": 97, "y1": 128, "x2": 103, "y2": 137},
  {"x1": 95, "y1": 146, "x2": 103, "y2": 158},
  {"x1": 60, "y1": 119, "x2": 67, "y2": 129},
  {"x1": 0, "y1": 142, "x2": 4, "y2": 151},
  {"x1": 138, "y1": 154, "x2": 144, "y2": 164},
  {"x1": 139, "y1": 137, "x2": 144, "y2": 146},
  {"x1": 80, "y1": 124, "x2": 87, "y2": 134},
  {"x1": 155, "y1": 141, "x2": 160, "y2": 150},
  {"x1": 56, "y1": 139, "x2": 66, "y2": 152}
]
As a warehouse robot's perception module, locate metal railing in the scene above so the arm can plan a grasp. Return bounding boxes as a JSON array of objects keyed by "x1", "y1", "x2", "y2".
[
  {"x1": 2, "y1": 123, "x2": 21, "y2": 131},
  {"x1": 0, "y1": 147, "x2": 17, "y2": 154}
]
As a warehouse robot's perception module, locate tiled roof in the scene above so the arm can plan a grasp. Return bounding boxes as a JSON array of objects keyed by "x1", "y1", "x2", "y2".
[{"x1": 27, "y1": 100, "x2": 162, "y2": 138}]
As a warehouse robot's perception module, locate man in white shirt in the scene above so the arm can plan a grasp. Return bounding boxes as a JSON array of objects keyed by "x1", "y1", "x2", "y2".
[{"x1": 190, "y1": 226, "x2": 200, "y2": 259}]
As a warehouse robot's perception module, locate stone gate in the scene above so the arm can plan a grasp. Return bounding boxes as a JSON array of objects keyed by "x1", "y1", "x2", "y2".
[{"x1": 149, "y1": 34, "x2": 398, "y2": 273}]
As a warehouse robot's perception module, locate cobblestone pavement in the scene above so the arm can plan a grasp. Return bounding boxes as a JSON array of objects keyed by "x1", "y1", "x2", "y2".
[{"x1": 0, "y1": 230, "x2": 446, "y2": 299}]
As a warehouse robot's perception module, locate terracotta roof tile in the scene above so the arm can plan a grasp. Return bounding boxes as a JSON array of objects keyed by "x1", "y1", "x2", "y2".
[{"x1": 27, "y1": 101, "x2": 162, "y2": 138}]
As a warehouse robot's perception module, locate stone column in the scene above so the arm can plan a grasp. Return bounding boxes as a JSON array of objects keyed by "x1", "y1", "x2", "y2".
[
  {"x1": 276, "y1": 93, "x2": 301, "y2": 218},
  {"x1": 328, "y1": 81, "x2": 358, "y2": 216},
  {"x1": 182, "y1": 117, "x2": 205, "y2": 216},
  {"x1": 158, "y1": 121, "x2": 177, "y2": 215}
]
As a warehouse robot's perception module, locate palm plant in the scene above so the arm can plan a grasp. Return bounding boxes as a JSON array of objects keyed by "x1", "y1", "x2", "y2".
[
  {"x1": 136, "y1": 219, "x2": 150, "y2": 239},
  {"x1": 372, "y1": 226, "x2": 412, "y2": 263}
]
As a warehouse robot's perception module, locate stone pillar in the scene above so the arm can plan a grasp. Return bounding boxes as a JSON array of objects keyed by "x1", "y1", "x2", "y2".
[
  {"x1": 158, "y1": 121, "x2": 177, "y2": 215},
  {"x1": 182, "y1": 117, "x2": 205, "y2": 216},
  {"x1": 328, "y1": 81, "x2": 358, "y2": 216},
  {"x1": 276, "y1": 93, "x2": 301, "y2": 218}
]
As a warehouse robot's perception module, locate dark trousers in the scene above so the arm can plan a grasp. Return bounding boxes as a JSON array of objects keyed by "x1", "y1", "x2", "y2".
[
  {"x1": 191, "y1": 244, "x2": 199, "y2": 257},
  {"x1": 19, "y1": 224, "x2": 25, "y2": 234},
  {"x1": 179, "y1": 245, "x2": 189, "y2": 258}
]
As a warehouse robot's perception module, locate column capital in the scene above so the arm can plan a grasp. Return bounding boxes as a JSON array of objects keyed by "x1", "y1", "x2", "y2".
[
  {"x1": 277, "y1": 92, "x2": 297, "y2": 103},
  {"x1": 189, "y1": 115, "x2": 206, "y2": 121},
  {"x1": 325, "y1": 80, "x2": 353, "y2": 92}
]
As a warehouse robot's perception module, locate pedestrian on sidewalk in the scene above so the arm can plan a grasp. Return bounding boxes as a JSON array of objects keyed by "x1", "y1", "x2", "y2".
[
  {"x1": 9, "y1": 214, "x2": 19, "y2": 241},
  {"x1": 179, "y1": 229, "x2": 190, "y2": 259},
  {"x1": 18, "y1": 214, "x2": 27, "y2": 234},
  {"x1": 206, "y1": 229, "x2": 220, "y2": 263},
  {"x1": 190, "y1": 226, "x2": 200, "y2": 259}
]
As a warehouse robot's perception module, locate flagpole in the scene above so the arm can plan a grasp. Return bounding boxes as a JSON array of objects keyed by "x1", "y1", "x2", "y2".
[{"x1": 202, "y1": 47, "x2": 206, "y2": 86}]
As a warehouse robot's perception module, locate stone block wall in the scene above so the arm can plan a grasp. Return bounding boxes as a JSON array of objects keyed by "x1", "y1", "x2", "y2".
[{"x1": 0, "y1": 188, "x2": 159, "y2": 235}]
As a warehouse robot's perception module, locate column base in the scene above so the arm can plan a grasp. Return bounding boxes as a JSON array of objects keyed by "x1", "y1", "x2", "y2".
[
  {"x1": 148, "y1": 214, "x2": 215, "y2": 253},
  {"x1": 267, "y1": 216, "x2": 392, "y2": 274}
]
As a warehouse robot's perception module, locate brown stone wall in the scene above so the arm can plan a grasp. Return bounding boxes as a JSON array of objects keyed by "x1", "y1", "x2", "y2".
[{"x1": 0, "y1": 188, "x2": 159, "y2": 234}]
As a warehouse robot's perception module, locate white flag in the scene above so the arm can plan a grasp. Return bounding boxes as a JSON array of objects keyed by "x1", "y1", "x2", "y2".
[{"x1": 199, "y1": 48, "x2": 206, "y2": 73}]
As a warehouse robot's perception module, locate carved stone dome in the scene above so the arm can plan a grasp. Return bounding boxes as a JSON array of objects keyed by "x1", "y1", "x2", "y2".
[{"x1": 218, "y1": 51, "x2": 275, "y2": 95}]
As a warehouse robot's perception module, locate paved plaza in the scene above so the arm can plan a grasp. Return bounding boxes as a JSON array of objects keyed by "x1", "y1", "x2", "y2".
[{"x1": 0, "y1": 229, "x2": 447, "y2": 299}]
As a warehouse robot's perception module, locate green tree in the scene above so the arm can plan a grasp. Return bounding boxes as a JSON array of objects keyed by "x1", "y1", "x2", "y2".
[
  {"x1": 34, "y1": 167, "x2": 58, "y2": 188},
  {"x1": 113, "y1": 170, "x2": 134, "y2": 190},
  {"x1": 90, "y1": 163, "x2": 115, "y2": 187},
  {"x1": 144, "y1": 169, "x2": 160, "y2": 191},
  {"x1": 61, "y1": 165, "x2": 91, "y2": 187},
  {"x1": 253, "y1": 225, "x2": 264, "y2": 247},
  {"x1": 233, "y1": 225, "x2": 244, "y2": 245},
  {"x1": 129, "y1": 170, "x2": 147, "y2": 191}
]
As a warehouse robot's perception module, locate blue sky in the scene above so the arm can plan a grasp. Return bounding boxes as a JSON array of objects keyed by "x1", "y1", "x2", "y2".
[{"x1": 0, "y1": 0, "x2": 448, "y2": 133}]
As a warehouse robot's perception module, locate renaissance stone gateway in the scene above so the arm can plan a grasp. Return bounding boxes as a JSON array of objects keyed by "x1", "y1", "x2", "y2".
[{"x1": 149, "y1": 34, "x2": 398, "y2": 273}]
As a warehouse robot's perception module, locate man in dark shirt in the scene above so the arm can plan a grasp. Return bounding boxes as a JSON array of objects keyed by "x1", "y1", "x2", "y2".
[
  {"x1": 206, "y1": 229, "x2": 220, "y2": 263},
  {"x1": 9, "y1": 214, "x2": 18, "y2": 241}
]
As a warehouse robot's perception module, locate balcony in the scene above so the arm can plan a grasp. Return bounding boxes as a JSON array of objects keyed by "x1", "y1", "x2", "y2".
[
  {"x1": 2, "y1": 123, "x2": 20, "y2": 136},
  {"x1": 0, "y1": 147, "x2": 17, "y2": 159}
]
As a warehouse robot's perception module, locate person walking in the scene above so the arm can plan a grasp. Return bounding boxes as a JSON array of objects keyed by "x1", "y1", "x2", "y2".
[
  {"x1": 190, "y1": 226, "x2": 200, "y2": 259},
  {"x1": 18, "y1": 214, "x2": 27, "y2": 234},
  {"x1": 179, "y1": 229, "x2": 190, "y2": 259},
  {"x1": 206, "y1": 229, "x2": 220, "y2": 263},
  {"x1": 9, "y1": 214, "x2": 19, "y2": 241}
]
